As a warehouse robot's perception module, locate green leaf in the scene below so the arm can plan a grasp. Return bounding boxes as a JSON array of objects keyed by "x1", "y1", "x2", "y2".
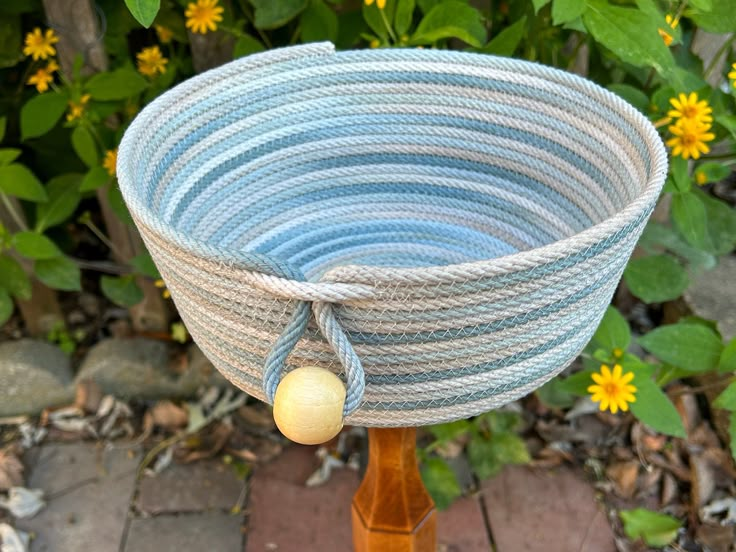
[
  {"x1": 34, "y1": 256, "x2": 81, "y2": 291},
  {"x1": 638, "y1": 222, "x2": 716, "y2": 274},
  {"x1": 623, "y1": 254, "x2": 689, "y2": 304},
  {"x1": 639, "y1": 322, "x2": 723, "y2": 372},
  {"x1": 233, "y1": 34, "x2": 265, "y2": 58},
  {"x1": 100, "y1": 275, "x2": 144, "y2": 307},
  {"x1": 558, "y1": 369, "x2": 596, "y2": 396},
  {"x1": 71, "y1": 126, "x2": 99, "y2": 168},
  {"x1": 0, "y1": 163, "x2": 47, "y2": 202},
  {"x1": 688, "y1": 0, "x2": 736, "y2": 33},
  {"x1": 85, "y1": 69, "x2": 148, "y2": 101},
  {"x1": 362, "y1": 0, "x2": 395, "y2": 40},
  {"x1": 607, "y1": 84, "x2": 649, "y2": 113},
  {"x1": 428, "y1": 420, "x2": 471, "y2": 443},
  {"x1": 0, "y1": 254, "x2": 31, "y2": 300},
  {"x1": 129, "y1": 251, "x2": 161, "y2": 279},
  {"x1": 630, "y1": 378, "x2": 686, "y2": 438},
  {"x1": 694, "y1": 162, "x2": 730, "y2": 186},
  {"x1": 411, "y1": 1, "x2": 486, "y2": 47},
  {"x1": 0, "y1": 15, "x2": 22, "y2": 69},
  {"x1": 720, "y1": 338, "x2": 736, "y2": 373},
  {"x1": 79, "y1": 166, "x2": 110, "y2": 192},
  {"x1": 478, "y1": 16, "x2": 526, "y2": 57},
  {"x1": 300, "y1": 0, "x2": 338, "y2": 43},
  {"x1": 532, "y1": 0, "x2": 551, "y2": 13},
  {"x1": 0, "y1": 148, "x2": 21, "y2": 166},
  {"x1": 420, "y1": 457, "x2": 461, "y2": 510},
  {"x1": 620, "y1": 509, "x2": 682, "y2": 547},
  {"x1": 552, "y1": 0, "x2": 585, "y2": 25},
  {"x1": 124, "y1": 0, "x2": 160, "y2": 27},
  {"x1": 582, "y1": 0, "x2": 676, "y2": 80},
  {"x1": 394, "y1": 0, "x2": 415, "y2": 36},
  {"x1": 669, "y1": 156, "x2": 690, "y2": 193},
  {"x1": 592, "y1": 306, "x2": 631, "y2": 352},
  {"x1": 671, "y1": 192, "x2": 708, "y2": 248},
  {"x1": 0, "y1": 116, "x2": 6, "y2": 142},
  {"x1": 0, "y1": 288, "x2": 12, "y2": 326},
  {"x1": 536, "y1": 377, "x2": 576, "y2": 408},
  {"x1": 20, "y1": 93, "x2": 68, "y2": 141},
  {"x1": 468, "y1": 432, "x2": 530, "y2": 480},
  {"x1": 714, "y1": 381, "x2": 736, "y2": 411},
  {"x1": 12, "y1": 231, "x2": 61, "y2": 260},
  {"x1": 695, "y1": 189, "x2": 736, "y2": 256},
  {"x1": 107, "y1": 184, "x2": 133, "y2": 225},
  {"x1": 249, "y1": 0, "x2": 308, "y2": 30},
  {"x1": 35, "y1": 174, "x2": 83, "y2": 231}
]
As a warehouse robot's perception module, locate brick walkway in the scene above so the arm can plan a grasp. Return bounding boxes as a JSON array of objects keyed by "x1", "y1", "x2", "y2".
[{"x1": 16, "y1": 442, "x2": 616, "y2": 551}]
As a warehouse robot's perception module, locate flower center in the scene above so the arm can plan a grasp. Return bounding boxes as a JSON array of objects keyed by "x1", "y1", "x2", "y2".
[
  {"x1": 683, "y1": 106, "x2": 698, "y2": 118},
  {"x1": 604, "y1": 383, "x2": 619, "y2": 396},
  {"x1": 681, "y1": 133, "x2": 697, "y2": 146}
]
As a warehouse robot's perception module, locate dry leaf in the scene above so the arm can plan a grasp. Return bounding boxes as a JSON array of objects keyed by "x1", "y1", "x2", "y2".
[
  {"x1": 0, "y1": 523, "x2": 29, "y2": 552},
  {"x1": 236, "y1": 405, "x2": 275, "y2": 432},
  {"x1": 150, "y1": 401, "x2": 188, "y2": 431},
  {"x1": 0, "y1": 449, "x2": 23, "y2": 492},
  {"x1": 695, "y1": 522, "x2": 735, "y2": 552},
  {"x1": 606, "y1": 461, "x2": 639, "y2": 499},
  {"x1": 0, "y1": 488, "x2": 44, "y2": 519},
  {"x1": 74, "y1": 380, "x2": 103, "y2": 414}
]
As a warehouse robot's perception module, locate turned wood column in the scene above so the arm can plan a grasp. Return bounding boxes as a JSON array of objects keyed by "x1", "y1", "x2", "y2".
[{"x1": 352, "y1": 427, "x2": 436, "y2": 551}]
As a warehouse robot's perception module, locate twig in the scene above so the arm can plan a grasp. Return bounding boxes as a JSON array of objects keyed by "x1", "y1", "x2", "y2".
[{"x1": 0, "y1": 192, "x2": 28, "y2": 231}]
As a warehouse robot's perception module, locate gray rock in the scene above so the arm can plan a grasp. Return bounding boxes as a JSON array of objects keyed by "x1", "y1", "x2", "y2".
[
  {"x1": 187, "y1": 343, "x2": 233, "y2": 389},
  {"x1": 685, "y1": 255, "x2": 736, "y2": 341},
  {"x1": 0, "y1": 339, "x2": 74, "y2": 416},
  {"x1": 75, "y1": 338, "x2": 234, "y2": 401}
]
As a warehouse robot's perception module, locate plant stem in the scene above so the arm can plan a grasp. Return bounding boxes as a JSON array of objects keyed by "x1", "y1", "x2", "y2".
[
  {"x1": 0, "y1": 192, "x2": 28, "y2": 231},
  {"x1": 379, "y1": 8, "x2": 397, "y2": 44},
  {"x1": 82, "y1": 218, "x2": 125, "y2": 259},
  {"x1": 704, "y1": 33, "x2": 735, "y2": 81}
]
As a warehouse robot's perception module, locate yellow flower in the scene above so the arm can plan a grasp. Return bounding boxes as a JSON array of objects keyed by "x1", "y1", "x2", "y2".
[
  {"x1": 666, "y1": 118, "x2": 715, "y2": 160},
  {"x1": 26, "y1": 60, "x2": 59, "y2": 93},
  {"x1": 695, "y1": 171, "x2": 707, "y2": 186},
  {"x1": 657, "y1": 14, "x2": 678, "y2": 47},
  {"x1": 612, "y1": 347, "x2": 624, "y2": 360},
  {"x1": 103, "y1": 149, "x2": 117, "y2": 177},
  {"x1": 155, "y1": 24, "x2": 174, "y2": 44},
  {"x1": 66, "y1": 94, "x2": 91, "y2": 122},
  {"x1": 728, "y1": 63, "x2": 736, "y2": 88},
  {"x1": 136, "y1": 45, "x2": 168, "y2": 77},
  {"x1": 23, "y1": 28, "x2": 59, "y2": 60},
  {"x1": 369, "y1": 38, "x2": 380, "y2": 48},
  {"x1": 588, "y1": 364, "x2": 637, "y2": 414},
  {"x1": 668, "y1": 92, "x2": 713, "y2": 125},
  {"x1": 154, "y1": 278, "x2": 171, "y2": 299},
  {"x1": 185, "y1": 0, "x2": 224, "y2": 34},
  {"x1": 365, "y1": 0, "x2": 387, "y2": 8}
]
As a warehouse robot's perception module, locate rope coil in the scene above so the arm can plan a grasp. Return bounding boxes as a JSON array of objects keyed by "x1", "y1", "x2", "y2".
[{"x1": 117, "y1": 43, "x2": 667, "y2": 427}]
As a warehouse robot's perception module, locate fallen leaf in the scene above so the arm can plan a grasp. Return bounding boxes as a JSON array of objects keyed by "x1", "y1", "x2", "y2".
[
  {"x1": 0, "y1": 523, "x2": 29, "y2": 552},
  {"x1": 701, "y1": 497, "x2": 736, "y2": 525},
  {"x1": 0, "y1": 448, "x2": 23, "y2": 492},
  {"x1": 695, "y1": 522, "x2": 735, "y2": 552},
  {"x1": 74, "y1": 379, "x2": 103, "y2": 414},
  {"x1": 606, "y1": 461, "x2": 640, "y2": 499},
  {"x1": 236, "y1": 405, "x2": 275, "y2": 432},
  {"x1": 0, "y1": 487, "x2": 45, "y2": 518},
  {"x1": 150, "y1": 401, "x2": 188, "y2": 431}
]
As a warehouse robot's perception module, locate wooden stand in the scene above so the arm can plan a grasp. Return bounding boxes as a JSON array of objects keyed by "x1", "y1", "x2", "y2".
[{"x1": 352, "y1": 427, "x2": 437, "y2": 551}]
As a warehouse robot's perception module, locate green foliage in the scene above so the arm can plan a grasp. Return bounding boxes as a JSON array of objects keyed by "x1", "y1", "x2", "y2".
[
  {"x1": 249, "y1": 0, "x2": 308, "y2": 30},
  {"x1": 420, "y1": 457, "x2": 461, "y2": 510},
  {"x1": 85, "y1": 69, "x2": 148, "y2": 100},
  {"x1": 629, "y1": 376, "x2": 686, "y2": 438},
  {"x1": 0, "y1": 254, "x2": 31, "y2": 300},
  {"x1": 624, "y1": 255, "x2": 689, "y2": 304},
  {"x1": 0, "y1": 164, "x2": 47, "y2": 201},
  {"x1": 411, "y1": 1, "x2": 485, "y2": 47},
  {"x1": 20, "y1": 93, "x2": 68, "y2": 140},
  {"x1": 34, "y1": 257, "x2": 81, "y2": 291},
  {"x1": 12, "y1": 231, "x2": 61, "y2": 259},
  {"x1": 619, "y1": 509, "x2": 682, "y2": 547},
  {"x1": 639, "y1": 322, "x2": 723, "y2": 373},
  {"x1": 124, "y1": 0, "x2": 160, "y2": 28},
  {"x1": 592, "y1": 306, "x2": 630, "y2": 352},
  {"x1": 100, "y1": 275, "x2": 144, "y2": 307}
]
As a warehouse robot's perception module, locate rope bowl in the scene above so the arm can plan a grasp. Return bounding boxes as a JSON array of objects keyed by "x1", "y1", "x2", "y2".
[{"x1": 117, "y1": 42, "x2": 667, "y2": 428}]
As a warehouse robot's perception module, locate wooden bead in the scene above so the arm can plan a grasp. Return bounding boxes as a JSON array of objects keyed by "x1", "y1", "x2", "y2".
[{"x1": 273, "y1": 366, "x2": 346, "y2": 445}]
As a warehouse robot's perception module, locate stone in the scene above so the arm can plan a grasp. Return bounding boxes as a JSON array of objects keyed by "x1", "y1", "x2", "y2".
[
  {"x1": 16, "y1": 443, "x2": 141, "y2": 552},
  {"x1": 187, "y1": 343, "x2": 234, "y2": 389},
  {"x1": 685, "y1": 255, "x2": 736, "y2": 340},
  {"x1": 481, "y1": 465, "x2": 616, "y2": 552},
  {"x1": 136, "y1": 459, "x2": 245, "y2": 514},
  {"x1": 0, "y1": 339, "x2": 74, "y2": 416},
  {"x1": 75, "y1": 338, "x2": 230, "y2": 400},
  {"x1": 437, "y1": 496, "x2": 492, "y2": 552},
  {"x1": 124, "y1": 513, "x2": 242, "y2": 551}
]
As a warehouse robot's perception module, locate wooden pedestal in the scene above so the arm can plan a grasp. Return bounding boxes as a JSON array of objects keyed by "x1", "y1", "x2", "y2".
[{"x1": 352, "y1": 427, "x2": 437, "y2": 551}]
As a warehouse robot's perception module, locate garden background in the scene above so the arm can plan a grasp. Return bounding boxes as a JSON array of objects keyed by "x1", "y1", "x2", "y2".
[{"x1": 0, "y1": 0, "x2": 735, "y2": 549}]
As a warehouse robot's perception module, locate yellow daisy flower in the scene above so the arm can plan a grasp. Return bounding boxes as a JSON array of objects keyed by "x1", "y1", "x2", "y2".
[
  {"x1": 136, "y1": 46, "x2": 168, "y2": 77},
  {"x1": 728, "y1": 63, "x2": 736, "y2": 88},
  {"x1": 154, "y1": 278, "x2": 171, "y2": 299},
  {"x1": 23, "y1": 28, "x2": 59, "y2": 60},
  {"x1": 667, "y1": 92, "x2": 713, "y2": 125},
  {"x1": 155, "y1": 24, "x2": 174, "y2": 44},
  {"x1": 185, "y1": 0, "x2": 224, "y2": 34},
  {"x1": 66, "y1": 94, "x2": 91, "y2": 122},
  {"x1": 657, "y1": 14, "x2": 678, "y2": 47},
  {"x1": 695, "y1": 171, "x2": 707, "y2": 186},
  {"x1": 365, "y1": 0, "x2": 387, "y2": 8},
  {"x1": 666, "y1": 118, "x2": 715, "y2": 160},
  {"x1": 27, "y1": 60, "x2": 59, "y2": 93},
  {"x1": 103, "y1": 149, "x2": 117, "y2": 177},
  {"x1": 588, "y1": 364, "x2": 637, "y2": 414}
]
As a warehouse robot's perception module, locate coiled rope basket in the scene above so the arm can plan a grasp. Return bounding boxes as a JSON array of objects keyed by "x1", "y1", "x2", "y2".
[{"x1": 118, "y1": 42, "x2": 667, "y2": 430}]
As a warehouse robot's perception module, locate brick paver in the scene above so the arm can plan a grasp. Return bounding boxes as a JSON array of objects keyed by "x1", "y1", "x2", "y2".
[
  {"x1": 124, "y1": 512, "x2": 243, "y2": 551},
  {"x1": 482, "y1": 465, "x2": 616, "y2": 552},
  {"x1": 136, "y1": 458, "x2": 245, "y2": 514},
  {"x1": 17, "y1": 443, "x2": 141, "y2": 552}
]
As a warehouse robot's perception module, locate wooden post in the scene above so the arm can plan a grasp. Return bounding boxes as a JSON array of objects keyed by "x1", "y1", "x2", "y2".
[{"x1": 352, "y1": 427, "x2": 437, "y2": 552}]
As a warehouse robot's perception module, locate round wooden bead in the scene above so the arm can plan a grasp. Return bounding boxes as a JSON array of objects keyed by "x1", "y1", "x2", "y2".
[{"x1": 273, "y1": 366, "x2": 346, "y2": 445}]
